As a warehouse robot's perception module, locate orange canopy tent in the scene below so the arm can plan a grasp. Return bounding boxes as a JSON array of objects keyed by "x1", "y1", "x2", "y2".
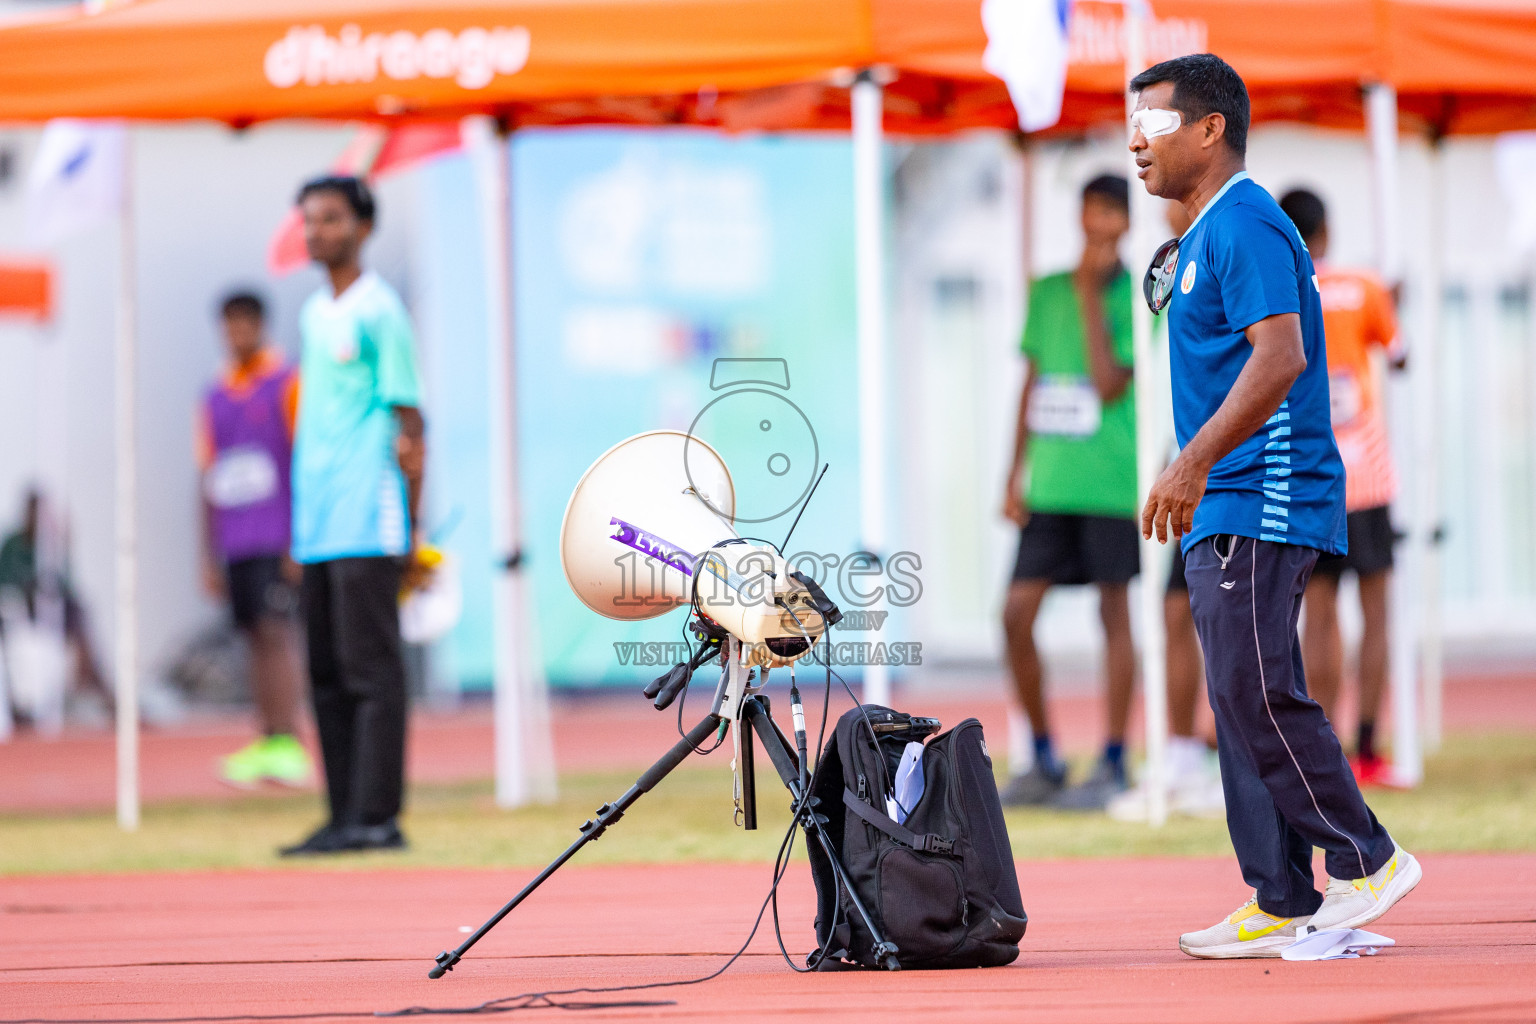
[
  {"x1": 1054, "y1": 0, "x2": 1536, "y2": 135},
  {"x1": 1385, "y1": 0, "x2": 1536, "y2": 135},
  {"x1": 1, "y1": 0, "x2": 1533, "y2": 135},
  {"x1": 0, "y1": 0, "x2": 1004, "y2": 131}
]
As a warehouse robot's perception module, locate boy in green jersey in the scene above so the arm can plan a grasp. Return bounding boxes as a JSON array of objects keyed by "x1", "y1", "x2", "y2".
[{"x1": 1000, "y1": 175, "x2": 1139, "y2": 810}]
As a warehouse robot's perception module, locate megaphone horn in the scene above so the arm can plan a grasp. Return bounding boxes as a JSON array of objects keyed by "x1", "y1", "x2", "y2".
[{"x1": 559, "y1": 430, "x2": 836, "y2": 667}]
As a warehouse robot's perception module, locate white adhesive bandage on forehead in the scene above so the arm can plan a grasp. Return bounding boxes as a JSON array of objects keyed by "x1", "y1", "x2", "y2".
[{"x1": 1131, "y1": 107, "x2": 1182, "y2": 139}]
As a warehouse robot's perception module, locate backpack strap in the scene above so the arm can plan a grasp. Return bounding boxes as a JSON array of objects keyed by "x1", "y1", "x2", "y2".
[{"x1": 842, "y1": 790, "x2": 955, "y2": 855}]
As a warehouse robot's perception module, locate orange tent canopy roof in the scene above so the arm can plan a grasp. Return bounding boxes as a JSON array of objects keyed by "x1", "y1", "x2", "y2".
[
  {"x1": 0, "y1": 0, "x2": 1531, "y2": 134},
  {"x1": 0, "y1": 0, "x2": 874, "y2": 123},
  {"x1": 1386, "y1": 0, "x2": 1536, "y2": 134}
]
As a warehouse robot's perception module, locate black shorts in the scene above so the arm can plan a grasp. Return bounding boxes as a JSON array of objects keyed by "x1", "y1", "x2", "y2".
[
  {"x1": 1011, "y1": 513, "x2": 1140, "y2": 586},
  {"x1": 1312, "y1": 505, "x2": 1396, "y2": 581},
  {"x1": 227, "y1": 555, "x2": 299, "y2": 630}
]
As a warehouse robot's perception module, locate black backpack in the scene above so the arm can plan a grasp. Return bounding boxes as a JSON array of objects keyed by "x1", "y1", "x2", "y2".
[{"x1": 804, "y1": 705, "x2": 1028, "y2": 970}]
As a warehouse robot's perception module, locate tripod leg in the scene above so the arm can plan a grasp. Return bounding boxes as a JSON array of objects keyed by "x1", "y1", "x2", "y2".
[
  {"x1": 741, "y1": 697, "x2": 802, "y2": 791},
  {"x1": 429, "y1": 712, "x2": 723, "y2": 978},
  {"x1": 741, "y1": 697, "x2": 901, "y2": 971},
  {"x1": 739, "y1": 713, "x2": 757, "y2": 830}
]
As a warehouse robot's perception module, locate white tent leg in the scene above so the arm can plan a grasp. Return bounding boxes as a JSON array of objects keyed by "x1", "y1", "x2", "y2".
[
  {"x1": 1006, "y1": 138, "x2": 1036, "y2": 775},
  {"x1": 1366, "y1": 84, "x2": 1421, "y2": 785},
  {"x1": 114, "y1": 128, "x2": 139, "y2": 832},
  {"x1": 852, "y1": 72, "x2": 891, "y2": 708},
  {"x1": 1124, "y1": 3, "x2": 1169, "y2": 827},
  {"x1": 1367, "y1": 85, "x2": 1403, "y2": 282},
  {"x1": 469, "y1": 117, "x2": 557, "y2": 807},
  {"x1": 1418, "y1": 138, "x2": 1446, "y2": 753}
]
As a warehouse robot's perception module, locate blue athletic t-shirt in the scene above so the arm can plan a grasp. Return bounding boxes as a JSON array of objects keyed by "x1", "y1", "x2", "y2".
[
  {"x1": 1168, "y1": 173, "x2": 1347, "y2": 556},
  {"x1": 291, "y1": 272, "x2": 422, "y2": 563}
]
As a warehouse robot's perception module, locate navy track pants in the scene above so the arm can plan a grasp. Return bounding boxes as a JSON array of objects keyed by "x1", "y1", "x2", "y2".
[{"x1": 1185, "y1": 534, "x2": 1395, "y2": 918}]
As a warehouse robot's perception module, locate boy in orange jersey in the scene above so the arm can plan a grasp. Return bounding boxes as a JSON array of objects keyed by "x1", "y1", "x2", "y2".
[{"x1": 1279, "y1": 189, "x2": 1404, "y2": 786}]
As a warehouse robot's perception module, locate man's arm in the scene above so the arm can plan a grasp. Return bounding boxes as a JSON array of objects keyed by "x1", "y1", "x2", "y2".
[
  {"x1": 1074, "y1": 270, "x2": 1134, "y2": 403},
  {"x1": 394, "y1": 405, "x2": 426, "y2": 543},
  {"x1": 1141, "y1": 312, "x2": 1306, "y2": 543},
  {"x1": 1003, "y1": 362, "x2": 1037, "y2": 525}
]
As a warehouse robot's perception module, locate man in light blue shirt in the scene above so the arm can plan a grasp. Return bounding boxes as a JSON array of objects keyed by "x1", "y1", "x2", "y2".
[
  {"x1": 280, "y1": 175, "x2": 426, "y2": 857},
  {"x1": 1130, "y1": 54, "x2": 1417, "y2": 958}
]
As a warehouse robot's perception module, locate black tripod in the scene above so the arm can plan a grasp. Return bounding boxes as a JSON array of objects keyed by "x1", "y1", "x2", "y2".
[{"x1": 428, "y1": 690, "x2": 900, "y2": 978}]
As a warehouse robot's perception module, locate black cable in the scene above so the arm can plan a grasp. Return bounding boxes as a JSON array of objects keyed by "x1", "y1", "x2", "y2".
[
  {"x1": 669, "y1": 614, "x2": 727, "y2": 755},
  {"x1": 674, "y1": 612, "x2": 697, "y2": 742},
  {"x1": 381, "y1": 606, "x2": 847, "y2": 1015},
  {"x1": 780, "y1": 603, "x2": 893, "y2": 810},
  {"x1": 380, "y1": 735, "x2": 818, "y2": 1017},
  {"x1": 829, "y1": 662, "x2": 896, "y2": 809},
  {"x1": 769, "y1": 650, "x2": 841, "y2": 973}
]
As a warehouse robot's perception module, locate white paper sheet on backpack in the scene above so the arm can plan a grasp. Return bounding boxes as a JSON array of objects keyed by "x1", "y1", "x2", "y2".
[{"x1": 886, "y1": 742, "x2": 926, "y2": 825}]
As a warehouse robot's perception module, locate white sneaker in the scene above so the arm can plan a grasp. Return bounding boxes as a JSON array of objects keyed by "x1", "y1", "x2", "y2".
[
  {"x1": 1307, "y1": 844, "x2": 1422, "y2": 933},
  {"x1": 1106, "y1": 761, "x2": 1224, "y2": 822},
  {"x1": 1179, "y1": 895, "x2": 1311, "y2": 959}
]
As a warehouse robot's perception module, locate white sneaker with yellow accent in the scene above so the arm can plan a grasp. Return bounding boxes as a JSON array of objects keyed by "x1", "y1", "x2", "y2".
[
  {"x1": 1307, "y1": 843, "x2": 1421, "y2": 933},
  {"x1": 1179, "y1": 895, "x2": 1310, "y2": 959}
]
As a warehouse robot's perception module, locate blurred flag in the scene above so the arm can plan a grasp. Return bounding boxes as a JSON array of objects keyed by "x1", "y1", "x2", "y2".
[
  {"x1": 372, "y1": 123, "x2": 463, "y2": 177},
  {"x1": 982, "y1": 0, "x2": 1075, "y2": 132},
  {"x1": 266, "y1": 122, "x2": 464, "y2": 275},
  {"x1": 26, "y1": 120, "x2": 126, "y2": 246},
  {"x1": 0, "y1": 261, "x2": 53, "y2": 321}
]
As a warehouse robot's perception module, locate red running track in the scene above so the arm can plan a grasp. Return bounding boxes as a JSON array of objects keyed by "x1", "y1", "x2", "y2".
[{"x1": 2, "y1": 853, "x2": 1533, "y2": 1024}]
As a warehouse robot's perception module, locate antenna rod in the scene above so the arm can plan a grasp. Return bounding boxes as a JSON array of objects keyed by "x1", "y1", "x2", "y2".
[{"x1": 780, "y1": 463, "x2": 829, "y2": 553}]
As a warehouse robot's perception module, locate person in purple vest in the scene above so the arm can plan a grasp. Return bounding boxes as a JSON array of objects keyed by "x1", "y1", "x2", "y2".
[{"x1": 197, "y1": 291, "x2": 313, "y2": 788}]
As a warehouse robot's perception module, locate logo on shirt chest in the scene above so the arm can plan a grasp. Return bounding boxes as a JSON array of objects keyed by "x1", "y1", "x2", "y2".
[
  {"x1": 331, "y1": 332, "x2": 360, "y2": 363},
  {"x1": 1180, "y1": 260, "x2": 1198, "y2": 294}
]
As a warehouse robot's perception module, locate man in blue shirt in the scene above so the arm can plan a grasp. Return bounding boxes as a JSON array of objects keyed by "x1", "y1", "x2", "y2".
[
  {"x1": 1130, "y1": 54, "x2": 1418, "y2": 958},
  {"x1": 279, "y1": 176, "x2": 427, "y2": 857}
]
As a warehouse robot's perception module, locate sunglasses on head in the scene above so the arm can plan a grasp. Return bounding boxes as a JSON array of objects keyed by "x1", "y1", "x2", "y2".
[{"x1": 1143, "y1": 237, "x2": 1181, "y2": 314}]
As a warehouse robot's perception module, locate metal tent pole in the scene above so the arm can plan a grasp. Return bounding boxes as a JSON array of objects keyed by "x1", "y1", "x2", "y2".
[
  {"x1": 852, "y1": 69, "x2": 891, "y2": 708},
  {"x1": 1418, "y1": 135, "x2": 1446, "y2": 753},
  {"x1": 1124, "y1": 2, "x2": 1169, "y2": 827},
  {"x1": 470, "y1": 116, "x2": 557, "y2": 807},
  {"x1": 1006, "y1": 137, "x2": 1036, "y2": 776},
  {"x1": 1365, "y1": 83, "x2": 1422, "y2": 785},
  {"x1": 113, "y1": 127, "x2": 139, "y2": 832}
]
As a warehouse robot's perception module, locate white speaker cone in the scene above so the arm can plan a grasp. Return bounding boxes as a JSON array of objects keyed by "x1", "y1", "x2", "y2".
[{"x1": 559, "y1": 430, "x2": 736, "y2": 622}]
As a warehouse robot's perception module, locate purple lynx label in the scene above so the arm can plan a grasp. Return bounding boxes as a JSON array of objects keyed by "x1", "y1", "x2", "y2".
[{"x1": 608, "y1": 517, "x2": 696, "y2": 576}]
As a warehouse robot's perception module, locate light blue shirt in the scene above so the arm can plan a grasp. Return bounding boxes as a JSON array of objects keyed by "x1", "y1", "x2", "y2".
[{"x1": 291, "y1": 272, "x2": 422, "y2": 563}]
